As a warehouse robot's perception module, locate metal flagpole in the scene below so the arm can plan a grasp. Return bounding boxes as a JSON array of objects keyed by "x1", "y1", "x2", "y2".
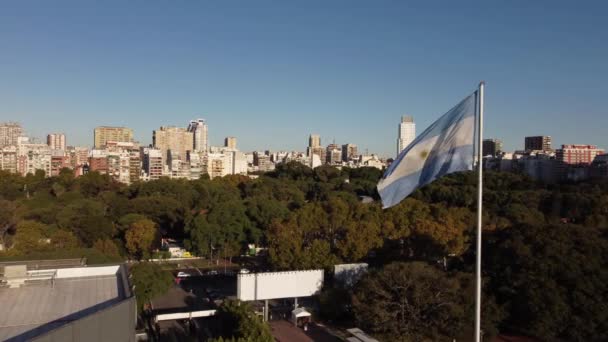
[{"x1": 475, "y1": 81, "x2": 485, "y2": 342}]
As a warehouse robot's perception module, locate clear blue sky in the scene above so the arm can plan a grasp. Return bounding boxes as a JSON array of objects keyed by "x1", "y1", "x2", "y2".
[{"x1": 1, "y1": 1, "x2": 606, "y2": 157}]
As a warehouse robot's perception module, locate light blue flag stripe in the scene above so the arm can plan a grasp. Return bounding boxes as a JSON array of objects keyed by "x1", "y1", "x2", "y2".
[{"x1": 378, "y1": 92, "x2": 477, "y2": 208}]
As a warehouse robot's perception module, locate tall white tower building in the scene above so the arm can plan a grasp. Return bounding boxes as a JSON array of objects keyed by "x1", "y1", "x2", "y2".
[
  {"x1": 187, "y1": 119, "x2": 208, "y2": 152},
  {"x1": 397, "y1": 115, "x2": 415, "y2": 156},
  {"x1": 47, "y1": 133, "x2": 66, "y2": 150}
]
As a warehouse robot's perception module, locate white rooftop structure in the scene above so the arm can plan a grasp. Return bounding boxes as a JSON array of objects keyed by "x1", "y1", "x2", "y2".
[{"x1": 0, "y1": 264, "x2": 135, "y2": 342}]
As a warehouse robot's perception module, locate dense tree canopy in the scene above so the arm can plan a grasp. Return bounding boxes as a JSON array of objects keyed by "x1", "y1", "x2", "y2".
[
  {"x1": 484, "y1": 223, "x2": 608, "y2": 341},
  {"x1": 130, "y1": 262, "x2": 173, "y2": 311},
  {"x1": 1, "y1": 166, "x2": 607, "y2": 340},
  {"x1": 215, "y1": 300, "x2": 273, "y2": 342}
]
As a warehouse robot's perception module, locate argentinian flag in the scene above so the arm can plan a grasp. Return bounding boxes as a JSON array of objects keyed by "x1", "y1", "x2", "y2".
[{"x1": 378, "y1": 92, "x2": 477, "y2": 208}]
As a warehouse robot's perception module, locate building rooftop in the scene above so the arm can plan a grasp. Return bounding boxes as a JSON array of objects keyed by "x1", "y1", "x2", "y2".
[{"x1": 0, "y1": 265, "x2": 126, "y2": 341}]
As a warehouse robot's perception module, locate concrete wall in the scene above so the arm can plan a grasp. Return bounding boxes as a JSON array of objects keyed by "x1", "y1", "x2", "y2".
[{"x1": 55, "y1": 265, "x2": 120, "y2": 279}]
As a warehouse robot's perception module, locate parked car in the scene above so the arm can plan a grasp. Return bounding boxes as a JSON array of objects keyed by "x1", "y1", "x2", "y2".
[
  {"x1": 239, "y1": 268, "x2": 250, "y2": 274},
  {"x1": 177, "y1": 271, "x2": 191, "y2": 278},
  {"x1": 207, "y1": 270, "x2": 219, "y2": 275}
]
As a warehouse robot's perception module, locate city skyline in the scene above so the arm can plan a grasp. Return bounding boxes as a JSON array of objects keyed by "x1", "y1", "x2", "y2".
[
  {"x1": 1, "y1": 2, "x2": 607, "y2": 156},
  {"x1": 4, "y1": 117, "x2": 605, "y2": 158}
]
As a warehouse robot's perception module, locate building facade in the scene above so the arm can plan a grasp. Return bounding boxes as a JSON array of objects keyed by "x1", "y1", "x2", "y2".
[
  {"x1": 16, "y1": 138, "x2": 52, "y2": 176},
  {"x1": 0, "y1": 146, "x2": 18, "y2": 173},
  {"x1": 50, "y1": 156, "x2": 70, "y2": 176},
  {"x1": 142, "y1": 147, "x2": 164, "y2": 180},
  {"x1": 556, "y1": 144, "x2": 605, "y2": 165},
  {"x1": 483, "y1": 139, "x2": 503, "y2": 157},
  {"x1": 0, "y1": 122, "x2": 23, "y2": 148},
  {"x1": 224, "y1": 136, "x2": 237, "y2": 150},
  {"x1": 94, "y1": 126, "x2": 133, "y2": 149},
  {"x1": 397, "y1": 115, "x2": 415, "y2": 156},
  {"x1": 307, "y1": 134, "x2": 324, "y2": 163},
  {"x1": 153, "y1": 126, "x2": 194, "y2": 162},
  {"x1": 47, "y1": 133, "x2": 66, "y2": 150},
  {"x1": 253, "y1": 151, "x2": 274, "y2": 173},
  {"x1": 187, "y1": 119, "x2": 208, "y2": 152},
  {"x1": 309, "y1": 134, "x2": 321, "y2": 148},
  {"x1": 525, "y1": 136, "x2": 552, "y2": 152},
  {"x1": 342, "y1": 143, "x2": 358, "y2": 162}
]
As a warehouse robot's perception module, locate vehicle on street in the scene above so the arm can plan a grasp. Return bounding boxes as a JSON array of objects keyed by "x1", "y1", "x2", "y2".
[{"x1": 177, "y1": 271, "x2": 191, "y2": 278}]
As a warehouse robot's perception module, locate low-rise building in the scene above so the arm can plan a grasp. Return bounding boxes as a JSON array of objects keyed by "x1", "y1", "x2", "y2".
[{"x1": 0, "y1": 263, "x2": 136, "y2": 341}]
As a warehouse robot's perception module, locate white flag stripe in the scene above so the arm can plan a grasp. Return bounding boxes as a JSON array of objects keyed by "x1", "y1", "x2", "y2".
[{"x1": 378, "y1": 92, "x2": 477, "y2": 208}]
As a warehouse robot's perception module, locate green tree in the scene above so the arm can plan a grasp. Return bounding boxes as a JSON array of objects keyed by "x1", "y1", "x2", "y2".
[
  {"x1": 49, "y1": 229, "x2": 79, "y2": 249},
  {"x1": 0, "y1": 199, "x2": 17, "y2": 246},
  {"x1": 267, "y1": 219, "x2": 303, "y2": 270},
  {"x1": 318, "y1": 285, "x2": 353, "y2": 323},
  {"x1": 185, "y1": 215, "x2": 222, "y2": 258},
  {"x1": 11, "y1": 220, "x2": 49, "y2": 254},
  {"x1": 125, "y1": 219, "x2": 157, "y2": 260},
  {"x1": 93, "y1": 239, "x2": 121, "y2": 257},
  {"x1": 128, "y1": 196, "x2": 190, "y2": 238},
  {"x1": 75, "y1": 171, "x2": 117, "y2": 197},
  {"x1": 353, "y1": 262, "x2": 487, "y2": 341},
  {"x1": 130, "y1": 262, "x2": 173, "y2": 311},
  {"x1": 56, "y1": 199, "x2": 113, "y2": 246},
  {"x1": 216, "y1": 300, "x2": 273, "y2": 342},
  {"x1": 485, "y1": 223, "x2": 608, "y2": 341},
  {"x1": 186, "y1": 200, "x2": 251, "y2": 259},
  {"x1": 272, "y1": 161, "x2": 313, "y2": 181}
]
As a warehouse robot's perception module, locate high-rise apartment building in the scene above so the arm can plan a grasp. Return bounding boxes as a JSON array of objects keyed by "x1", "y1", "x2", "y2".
[
  {"x1": 328, "y1": 149, "x2": 342, "y2": 164},
  {"x1": 153, "y1": 126, "x2": 194, "y2": 162},
  {"x1": 47, "y1": 133, "x2": 66, "y2": 150},
  {"x1": 325, "y1": 143, "x2": 341, "y2": 164},
  {"x1": 342, "y1": 144, "x2": 358, "y2": 162},
  {"x1": 68, "y1": 146, "x2": 90, "y2": 167},
  {"x1": 16, "y1": 138, "x2": 52, "y2": 177},
  {"x1": 253, "y1": 151, "x2": 274, "y2": 172},
  {"x1": 397, "y1": 115, "x2": 415, "y2": 156},
  {"x1": 307, "y1": 134, "x2": 324, "y2": 163},
  {"x1": 0, "y1": 122, "x2": 23, "y2": 148},
  {"x1": 88, "y1": 156, "x2": 108, "y2": 174},
  {"x1": 309, "y1": 134, "x2": 321, "y2": 148},
  {"x1": 525, "y1": 136, "x2": 552, "y2": 152},
  {"x1": 94, "y1": 126, "x2": 133, "y2": 148},
  {"x1": 556, "y1": 144, "x2": 605, "y2": 165},
  {"x1": 483, "y1": 139, "x2": 503, "y2": 157},
  {"x1": 225, "y1": 136, "x2": 237, "y2": 150},
  {"x1": 129, "y1": 150, "x2": 141, "y2": 183},
  {"x1": 50, "y1": 155, "x2": 70, "y2": 176},
  {"x1": 187, "y1": 119, "x2": 208, "y2": 152},
  {"x1": 142, "y1": 148, "x2": 164, "y2": 180}
]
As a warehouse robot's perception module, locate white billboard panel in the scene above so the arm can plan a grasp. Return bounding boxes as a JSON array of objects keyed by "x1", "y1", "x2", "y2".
[{"x1": 237, "y1": 270, "x2": 324, "y2": 301}]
